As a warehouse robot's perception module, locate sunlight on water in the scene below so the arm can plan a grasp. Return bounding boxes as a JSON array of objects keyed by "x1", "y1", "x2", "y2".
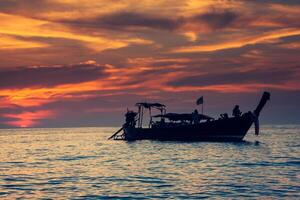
[{"x1": 0, "y1": 126, "x2": 299, "y2": 199}]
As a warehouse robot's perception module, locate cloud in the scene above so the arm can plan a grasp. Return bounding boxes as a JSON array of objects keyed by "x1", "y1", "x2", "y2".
[
  {"x1": 59, "y1": 10, "x2": 240, "y2": 34},
  {"x1": 0, "y1": 13, "x2": 149, "y2": 52},
  {"x1": 251, "y1": 0, "x2": 300, "y2": 5},
  {"x1": 100, "y1": 12, "x2": 183, "y2": 31},
  {"x1": 0, "y1": 0, "x2": 300, "y2": 127},
  {"x1": 0, "y1": 34, "x2": 46, "y2": 49},
  {"x1": 168, "y1": 67, "x2": 298, "y2": 87},
  {"x1": 3, "y1": 109, "x2": 55, "y2": 127},
  {"x1": 171, "y1": 28, "x2": 300, "y2": 53},
  {"x1": 0, "y1": 61, "x2": 107, "y2": 89},
  {"x1": 193, "y1": 10, "x2": 238, "y2": 30},
  {"x1": 59, "y1": 11, "x2": 184, "y2": 31},
  {"x1": 0, "y1": 0, "x2": 69, "y2": 15}
]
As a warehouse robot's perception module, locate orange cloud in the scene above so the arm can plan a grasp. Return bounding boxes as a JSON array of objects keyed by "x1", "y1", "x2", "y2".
[
  {"x1": 0, "y1": 80, "x2": 101, "y2": 107},
  {"x1": 0, "y1": 65, "x2": 145, "y2": 108},
  {"x1": 0, "y1": 1, "x2": 300, "y2": 127},
  {"x1": 278, "y1": 41, "x2": 300, "y2": 49},
  {"x1": 4, "y1": 110, "x2": 55, "y2": 127},
  {"x1": 0, "y1": 13, "x2": 151, "y2": 51},
  {"x1": 171, "y1": 28, "x2": 300, "y2": 53},
  {"x1": 270, "y1": 3, "x2": 300, "y2": 14},
  {"x1": 163, "y1": 82, "x2": 300, "y2": 93},
  {"x1": 0, "y1": 34, "x2": 46, "y2": 49}
]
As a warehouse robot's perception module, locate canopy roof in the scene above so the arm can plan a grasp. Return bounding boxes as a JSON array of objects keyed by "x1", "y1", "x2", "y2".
[
  {"x1": 135, "y1": 102, "x2": 166, "y2": 109},
  {"x1": 153, "y1": 113, "x2": 213, "y2": 121}
]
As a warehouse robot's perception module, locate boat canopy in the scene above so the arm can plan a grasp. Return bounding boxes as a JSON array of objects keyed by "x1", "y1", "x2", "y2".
[
  {"x1": 135, "y1": 102, "x2": 166, "y2": 109},
  {"x1": 135, "y1": 102, "x2": 166, "y2": 128},
  {"x1": 153, "y1": 113, "x2": 213, "y2": 121}
]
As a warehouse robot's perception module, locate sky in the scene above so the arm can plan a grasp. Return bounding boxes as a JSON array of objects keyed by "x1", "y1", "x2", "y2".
[{"x1": 0, "y1": 0, "x2": 299, "y2": 128}]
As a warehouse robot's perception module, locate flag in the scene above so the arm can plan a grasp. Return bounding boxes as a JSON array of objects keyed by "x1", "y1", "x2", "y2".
[{"x1": 196, "y1": 96, "x2": 204, "y2": 105}]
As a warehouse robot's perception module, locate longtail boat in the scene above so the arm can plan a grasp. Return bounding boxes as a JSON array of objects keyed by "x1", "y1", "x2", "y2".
[{"x1": 108, "y1": 92, "x2": 270, "y2": 141}]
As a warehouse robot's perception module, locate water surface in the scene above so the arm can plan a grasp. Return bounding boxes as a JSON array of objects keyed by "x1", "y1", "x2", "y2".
[{"x1": 0, "y1": 125, "x2": 299, "y2": 199}]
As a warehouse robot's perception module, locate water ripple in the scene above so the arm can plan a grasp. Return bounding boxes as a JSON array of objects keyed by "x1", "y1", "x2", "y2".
[{"x1": 0, "y1": 126, "x2": 299, "y2": 199}]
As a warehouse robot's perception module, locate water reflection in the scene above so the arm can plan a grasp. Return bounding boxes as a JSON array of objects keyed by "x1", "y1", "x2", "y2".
[{"x1": 0, "y1": 126, "x2": 299, "y2": 199}]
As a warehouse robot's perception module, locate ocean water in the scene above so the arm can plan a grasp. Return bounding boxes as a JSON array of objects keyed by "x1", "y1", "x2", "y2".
[{"x1": 0, "y1": 125, "x2": 299, "y2": 199}]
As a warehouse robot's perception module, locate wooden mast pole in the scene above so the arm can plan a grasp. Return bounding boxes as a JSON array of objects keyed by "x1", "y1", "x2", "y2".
[{"x1": 141, "y1": 107, "x2": 143, "y2": 128}]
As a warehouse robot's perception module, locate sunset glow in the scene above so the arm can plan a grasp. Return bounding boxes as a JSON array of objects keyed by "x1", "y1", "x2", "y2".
[{"x1": 0, "y1": 0, "x2": 299, "y2": 127}]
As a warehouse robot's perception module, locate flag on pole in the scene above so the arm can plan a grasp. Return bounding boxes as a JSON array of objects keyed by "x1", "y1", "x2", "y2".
[{"x1": 196, "y1": 96, "x2": 204, "y2": 105}]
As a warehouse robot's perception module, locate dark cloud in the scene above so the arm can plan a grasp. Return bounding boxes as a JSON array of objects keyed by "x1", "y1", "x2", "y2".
[
  {"x1": 0, "y1": 62, "x2": 107, "y2": 89},
  {"x1": 250, "y1": 0, "x2": 300, "y2": 5},
  {"x1": 169, "y1": 67, "x2": 297, "y2": 87},
  {"x1": 25, "y1": 93, "x2": 144, "y2": 127},
  {"x1": 0, "y1": 0, "x2": 69, "y2": 14},
  {"x1": 59, "y1": 10, "x2": 241, "y2": 34},
  {"x1": 61, "y1": 10, "x2": 238, "y2": 32},
  {"x1": 100, "y1": 12, "x2": 184, "y2": 30},
  {"x1": 193, "y1": 10, "x2": 239, "y2": 29},
  {"x1": 61, "y1": 12, "x2": 184, "y2": 31}
]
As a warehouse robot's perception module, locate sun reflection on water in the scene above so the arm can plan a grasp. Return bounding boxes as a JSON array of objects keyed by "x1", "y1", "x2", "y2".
[{"x1": 0, "y1": 126, "x2": 299, "y2": 199}]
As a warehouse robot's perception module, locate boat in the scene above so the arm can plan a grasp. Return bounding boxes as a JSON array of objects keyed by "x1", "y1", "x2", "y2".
[{"x1": 108, "y1": 91, "x2": 270, "y2": 141}]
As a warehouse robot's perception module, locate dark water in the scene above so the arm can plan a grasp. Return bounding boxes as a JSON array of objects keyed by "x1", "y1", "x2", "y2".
[{"x1": 0, "y1": 125, "x2": 299, "y2": 199}]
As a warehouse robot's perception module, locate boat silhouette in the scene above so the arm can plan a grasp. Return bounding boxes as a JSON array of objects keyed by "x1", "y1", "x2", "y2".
[{"x1": 108, "y1": 92, "x2": 270, "y2": 141}]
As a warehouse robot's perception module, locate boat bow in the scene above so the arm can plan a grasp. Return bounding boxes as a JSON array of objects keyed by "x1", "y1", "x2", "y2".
[{"x1": 252, "y1": 91, "x2": 271, "y2": 135}]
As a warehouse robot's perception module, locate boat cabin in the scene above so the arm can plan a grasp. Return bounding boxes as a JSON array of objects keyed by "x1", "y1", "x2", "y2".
[{"x1": 127, "y1": 102, "x2": 214, "y2": 129}]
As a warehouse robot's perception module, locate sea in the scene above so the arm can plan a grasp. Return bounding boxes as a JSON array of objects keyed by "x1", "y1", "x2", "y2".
[{"x1": 0, "y1": 125, "x2": 299, "y2": 199}]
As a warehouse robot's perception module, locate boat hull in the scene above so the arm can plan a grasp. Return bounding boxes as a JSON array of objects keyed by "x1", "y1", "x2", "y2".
[{"x1": 123, "y1": 113, "x2": 254, "y2": 141}]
